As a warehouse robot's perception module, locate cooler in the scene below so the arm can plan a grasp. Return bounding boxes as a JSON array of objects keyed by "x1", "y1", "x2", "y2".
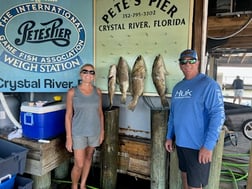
[{"x1": 20, "y1": 102, "x2": 66, "y2": 140}]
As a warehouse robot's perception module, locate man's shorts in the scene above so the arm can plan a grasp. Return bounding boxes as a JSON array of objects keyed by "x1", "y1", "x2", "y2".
[
  {"x1": 176, "y1": 145, "x2": 211, "y2": 188},
  {"x1": 234, "y1": 89, "x2": 243, "y2": 97},
  {"x1": 73, "y1": 135, "x2": 100, "y2": 150}
]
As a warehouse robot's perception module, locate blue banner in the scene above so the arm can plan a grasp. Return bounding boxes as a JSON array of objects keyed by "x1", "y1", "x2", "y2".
[{"x1": 0, "y1": 1, "x2": 93, "y2": 92}]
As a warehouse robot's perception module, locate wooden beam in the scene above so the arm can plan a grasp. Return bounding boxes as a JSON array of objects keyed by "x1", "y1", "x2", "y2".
[
  {"x1": 240, "y1": 53, "x2": 247, "y2": 64},
  {"x1": 193, "y1": 0, "x2": 204, "y2": 61},
  {"x1": 209, "y1": 28, "x2": 252, "y2": 38},
  {"x1": 227, "y1": 55, "x2": 231, "y2": 64},
  {"x1": 221, "y1": 36, "x2": 252, "y2": 49},
  {"x1": 208, "y1": 16, "x2": 252, "y2": 31},
  {"x1": 218, "y1": 63, "x2": 252, "y2": 67}
]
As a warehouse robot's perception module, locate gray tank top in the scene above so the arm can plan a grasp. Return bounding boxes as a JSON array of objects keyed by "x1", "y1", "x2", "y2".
[{"x1": 72, "y1": 86, "x2": 101, "y2": 137}]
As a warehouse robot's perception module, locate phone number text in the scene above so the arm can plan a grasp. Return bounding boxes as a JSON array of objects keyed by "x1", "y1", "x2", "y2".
[{"x1": 122, "y1": 10, "x2": 156, "y2": 18}]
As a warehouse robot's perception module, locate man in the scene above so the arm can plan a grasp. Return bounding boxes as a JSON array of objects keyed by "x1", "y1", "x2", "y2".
[
  {"x1": 165, "y1": 49, "x2": 225, "y2": 189},
  {"x1": 232, "y1": 75, "x2": 244, "y2": 104}
]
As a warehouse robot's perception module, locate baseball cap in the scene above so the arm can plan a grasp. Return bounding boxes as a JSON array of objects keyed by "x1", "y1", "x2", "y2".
[{"x1": 179, "y1": 49, "x2": 198, "y2": 60}]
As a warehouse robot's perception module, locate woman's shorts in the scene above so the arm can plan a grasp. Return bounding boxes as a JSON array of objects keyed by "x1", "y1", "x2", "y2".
[
  {"x1": 176, "y1": 145, "x2": 211, "y2": 188},
  {"x1": 73, "y1": 135, "x2": 100, "y2": 150}
]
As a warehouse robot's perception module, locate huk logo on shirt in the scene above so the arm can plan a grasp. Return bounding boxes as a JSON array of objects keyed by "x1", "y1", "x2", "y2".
[
  {"x1": 174, "y1": 89, "x2": 192, "y2": 99},
  {"x1": 0, "y1": 3, "x2": 86, "y2": 73}
]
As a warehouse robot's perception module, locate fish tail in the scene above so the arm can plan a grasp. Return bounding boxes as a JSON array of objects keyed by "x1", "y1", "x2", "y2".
[
  {"x1": 108, "y1": 103, "x2": 112, "y2": 109},
  {"x1": 128, "y1": 97, "x2": 139, "y2": 111},
  {"x1": 108, "y1": 93, "x2": 114, "y2": 108},
  {"x1": 161, "y1": 95, "x2": 169, "y2": 107},
  {"x1": 110, "y1": 96, "x2": 113, "y2": 107},
  {"x1": 121, "y1": 93, "x2": 127, "y2": 104}
]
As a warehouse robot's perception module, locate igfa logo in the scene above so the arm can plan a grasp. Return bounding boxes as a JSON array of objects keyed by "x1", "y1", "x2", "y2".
[{"x1": 0, "y1": 3, "x2": 86, "y2": 73}]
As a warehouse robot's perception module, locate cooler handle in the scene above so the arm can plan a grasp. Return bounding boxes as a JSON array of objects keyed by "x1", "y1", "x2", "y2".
[
  {"x1": 24, "y1": 112, "x2": 34, "y2": 126},
  {"x1": 0, "y1": 174, "x2": 11, "y2": 184}
]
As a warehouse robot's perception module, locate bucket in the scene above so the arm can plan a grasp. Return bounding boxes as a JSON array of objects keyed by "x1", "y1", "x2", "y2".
[
  {"x1": 0, "y1": 95, "x2": 20, "y2": 130},
  {"x1": 0, "y1": 174, "x2": 16, "y2": 189}
]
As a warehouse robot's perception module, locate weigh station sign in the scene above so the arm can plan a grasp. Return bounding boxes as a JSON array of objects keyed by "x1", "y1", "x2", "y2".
[{"x1": 0, "y1": 1, "x2": 93, "y2": 92}]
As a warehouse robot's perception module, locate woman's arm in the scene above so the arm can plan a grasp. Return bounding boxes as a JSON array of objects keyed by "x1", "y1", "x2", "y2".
[
  {"x1": 97, "y1": 88, "x2": 104, "y2": 144},
  {"x1": 65, "y1": 88, "x2": 74, "y2": 152}
]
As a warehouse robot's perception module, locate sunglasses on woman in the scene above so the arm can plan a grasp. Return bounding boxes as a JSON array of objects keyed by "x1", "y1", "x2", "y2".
[{"x1": 81, "y1": 69, "x2": 95, "y2": 75}]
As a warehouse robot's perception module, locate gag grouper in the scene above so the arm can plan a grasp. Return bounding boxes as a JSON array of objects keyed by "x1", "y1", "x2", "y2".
[
  {"x1": 117, "y1": 57, "x2": 130, "y2": 104},
  {"x1": 152, "y1": 54, "x2": 169, "y2": 107},
  {"x1": 108, "y1": 64, "x2": 117, "y2": 109},
  {"x1": 128, "y1": 55, "x2": 146, "y2": 111}
]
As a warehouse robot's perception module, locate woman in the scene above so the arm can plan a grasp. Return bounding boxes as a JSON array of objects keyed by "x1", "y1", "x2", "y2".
[{"x1": 65, "y1": 64, "x2": 104, "y2": 189}]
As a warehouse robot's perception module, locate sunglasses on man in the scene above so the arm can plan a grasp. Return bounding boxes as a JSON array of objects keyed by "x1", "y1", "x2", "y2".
[{"x1": 179, "y1": 59, "x2": 197, "y2": 65}]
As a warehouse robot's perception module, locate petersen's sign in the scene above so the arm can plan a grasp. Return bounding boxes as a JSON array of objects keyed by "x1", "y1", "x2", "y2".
[{"x1": 0, "y1": 1, "x2": 93, "y2": 92}]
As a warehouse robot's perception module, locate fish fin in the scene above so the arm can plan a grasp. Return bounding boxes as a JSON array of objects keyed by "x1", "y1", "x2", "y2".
[
  {"x1": 128, "y1": 102, "x2": 136, "y2": 111},
  {"x1": 116, "y1": 77, "x2": 119, "y2": 84},
  {"x1": 164, "y1": 67, "x2": 169, "y2": 75},
  {"x1": 108, "y1": 75, "x2": 114, "y2": 80},
  {"x1": 108, "y1": 77, "x2": 114, "y2": 87}
]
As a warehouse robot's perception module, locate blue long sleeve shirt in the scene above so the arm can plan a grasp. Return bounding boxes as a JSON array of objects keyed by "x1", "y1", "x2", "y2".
[{"x1": 166, "y1": 73, "x2": 225, "y2": 150}]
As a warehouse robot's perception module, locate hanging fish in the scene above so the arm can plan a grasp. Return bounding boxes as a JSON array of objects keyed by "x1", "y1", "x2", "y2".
[
  {"x1": 117, "y1": 57, "x2": 130, "y2": 104},
  {"x1": 128, "y1": 55, "x2": 147, "y2": 111},
  {"x1": 152, "y1": 54, "x2": 169, "y2": 107},
  {"x1": 108, "y1": 64, "x2": 117, "y2": 109}
]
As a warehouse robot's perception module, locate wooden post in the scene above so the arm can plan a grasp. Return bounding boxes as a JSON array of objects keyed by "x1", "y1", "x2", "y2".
[
  {"x1": 54, "y1": 159, "x2": 70, "y2": 179},
  {"x1": 151, "y1": 108, "x2": 169, "y2": 189},
  {"x1": 100, "y1": 107, "x2": 119, "y2": 189},
  {"x1": 32, "y1": 172, "x2": 51, "y2": 189},
  {"x1": 246, "y1": 142, "x2": 252, "y2": 189},
  {"x1": 169, "y1": 149, "x2": 182, "y2": 189},
  {"x1": 205, "y1": 130, "x2": 225, "y2": 189},
  {"x1": 169, "y1": 130, "x2": 225, "y2": 189}
]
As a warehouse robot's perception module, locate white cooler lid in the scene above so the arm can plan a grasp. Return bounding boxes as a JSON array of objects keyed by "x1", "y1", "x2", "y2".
[{"x1": 21, "y1": 102, "x2": 66, "y2": 113}]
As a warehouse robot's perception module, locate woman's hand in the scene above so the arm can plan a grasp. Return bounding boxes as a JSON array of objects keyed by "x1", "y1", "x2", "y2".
[{"x1": 65, "y1": 137, "x2": 73, "y2": 152}]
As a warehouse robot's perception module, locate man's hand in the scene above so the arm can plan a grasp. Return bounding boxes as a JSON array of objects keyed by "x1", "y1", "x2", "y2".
[
  {"x1": 199, "y1": 147, "x2": 212, "y2": 164},
  {"x1": 165, "y1": 139, "x2": 174, "y2": 152}
]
